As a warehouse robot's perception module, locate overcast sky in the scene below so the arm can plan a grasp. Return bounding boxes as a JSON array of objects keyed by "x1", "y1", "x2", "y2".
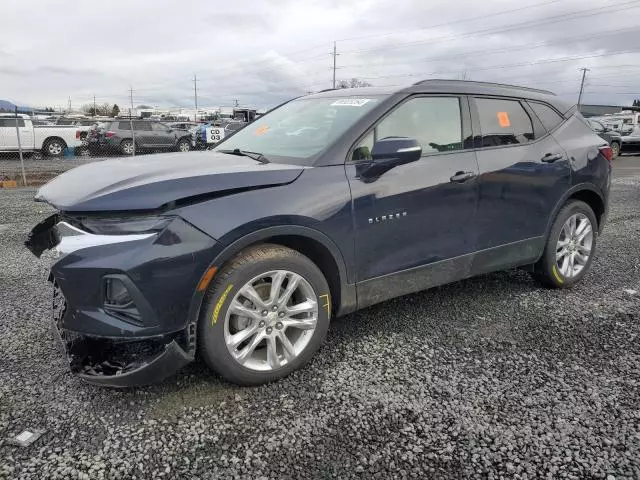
[{"x1": 1, "y1": 0, "x2": 639, "y2": 111}]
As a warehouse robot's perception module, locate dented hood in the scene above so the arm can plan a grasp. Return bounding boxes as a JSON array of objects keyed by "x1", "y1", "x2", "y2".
[{"x1": 35, "y1": 151, "x2": 305, "y2": 212}]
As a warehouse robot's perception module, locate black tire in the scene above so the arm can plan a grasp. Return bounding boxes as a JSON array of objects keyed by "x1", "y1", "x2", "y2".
[
  {"x1": 43, "y1": 138, "x2": 66, "y2": 158},
  {"x1": 533, "y1": 200, "x2": 597, "y2": 288},
  {"x1": 611, "y1": 141, "x2": 620, "y2": 159},
  {"x1": 198, "y1": 244, "x2": 331, "y2": 386},
  {"x1": 120, "y1": 139, "x2": 135, "y2": 155},
  {"x1": 177, "y1": 138, "x2": 191, "y2": 152}
]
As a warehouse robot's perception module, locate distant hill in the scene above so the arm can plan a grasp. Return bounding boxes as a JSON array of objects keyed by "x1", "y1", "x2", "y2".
[{"x1": 0, "y1": 100, "x2": 17, "y2": 112}]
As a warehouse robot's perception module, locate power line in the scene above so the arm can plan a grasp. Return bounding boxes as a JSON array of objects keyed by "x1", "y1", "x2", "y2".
[
  {"x1": 335, "y1": 0, "x2": 564, "y2": 43},
  {"x1": 341, "y1": 0, "x2": 640, "y2": 55}
]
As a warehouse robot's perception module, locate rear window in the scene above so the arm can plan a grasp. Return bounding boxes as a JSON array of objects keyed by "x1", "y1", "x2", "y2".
[
  {"x1": 529, "y1": 102, "x2": 565, "y2": 132},
  {"x1": 475, "y1": 98, "x2": 534, "y2": 147}
]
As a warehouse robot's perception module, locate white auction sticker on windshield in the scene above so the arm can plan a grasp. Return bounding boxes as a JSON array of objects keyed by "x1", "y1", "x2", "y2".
[{"x1": 331, "y1": 98, "x2": 372, "y2": 107}]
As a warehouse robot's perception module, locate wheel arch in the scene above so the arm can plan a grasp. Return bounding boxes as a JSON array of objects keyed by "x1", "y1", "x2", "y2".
[
  {"x1": 545, "y1": 184, "x2": 605, "y2": 241},
  {"x1": 43, "y1": 136, "x2": 67, "y2": 148},
  {"x1": 186, "y1": 225, "x2": 356, "y2": 341}
]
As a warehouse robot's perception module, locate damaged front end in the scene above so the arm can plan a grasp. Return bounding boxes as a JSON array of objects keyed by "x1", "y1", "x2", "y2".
[
  {"x1": 52, "y1": 280, "x2": 194, "y2": 388},
  {"x1": 26, "y1": 210, "x2": 219, "y2": 388}
]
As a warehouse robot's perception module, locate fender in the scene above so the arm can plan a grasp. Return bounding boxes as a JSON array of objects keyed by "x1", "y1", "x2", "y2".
[
  {"x1": 184, "y1": 225, "x2": 357, "y2": 343},
  {"x1": 543, "y1": 182, "x2": 605, "y2": 242}
]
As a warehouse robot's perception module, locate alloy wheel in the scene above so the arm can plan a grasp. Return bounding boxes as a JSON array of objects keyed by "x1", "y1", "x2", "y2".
[
  {"x1": 224, "y1": 270, "x2": 318, "y2": 371},
  {"x1": 179, "y1": 141, "x2": 190, "y2": 152},
  {"x1": 48, "y1": 142, "x2": 63, "y2": 156},
  {"x1": 556, "y1": 213, "x2": 593, "y2": 278}
]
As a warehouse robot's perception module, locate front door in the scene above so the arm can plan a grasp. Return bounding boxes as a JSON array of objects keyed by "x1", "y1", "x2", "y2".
[{"x1": 345, "y1": 96, "x2": 480, "y2": 308}]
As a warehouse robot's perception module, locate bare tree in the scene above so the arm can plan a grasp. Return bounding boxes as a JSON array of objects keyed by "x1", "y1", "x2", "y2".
[{"x1": 336, "y1": 78, "x2": 373, "y2": 89}]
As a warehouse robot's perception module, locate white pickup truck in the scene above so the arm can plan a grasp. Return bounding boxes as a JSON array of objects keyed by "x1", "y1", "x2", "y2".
[{"x1": 0, "y1": 114, "x2": 84, "y2": 157}]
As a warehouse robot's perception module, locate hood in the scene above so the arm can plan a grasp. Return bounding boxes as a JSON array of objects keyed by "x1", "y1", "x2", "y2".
[{"x1": 35, "y1": 151, "x2": 305, "y2": 212}]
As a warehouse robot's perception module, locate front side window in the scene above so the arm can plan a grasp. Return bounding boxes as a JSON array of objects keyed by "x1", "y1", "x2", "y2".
[
  {"x1": 352, "y1": 96, "x2": 463, "y2": 161},
  {"x1": 475, "y1": 98, "x2": 534, "y2": 147},
  {"x1": 151, "y1": 123, "x2": 168, "y2": 132},
  {"x1": 213, "y1": 96, "x2": 384, "y2": 165}
]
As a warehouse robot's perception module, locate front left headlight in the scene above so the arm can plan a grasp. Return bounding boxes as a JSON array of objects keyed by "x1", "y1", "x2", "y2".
[{"x1": 78, "y1": 215, "x2": 174, "y2": 235}]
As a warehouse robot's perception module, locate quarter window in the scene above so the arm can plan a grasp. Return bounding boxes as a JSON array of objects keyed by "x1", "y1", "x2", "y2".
[
  {"x1": 475, "y1": 98, "x2": 534, "y2": 147},
  {"x1": 352, "y1": 97, "x2": 463, "y2": 161},
  {"x1": 529, "y1": 102, "x2": 565, "y2": 132}
]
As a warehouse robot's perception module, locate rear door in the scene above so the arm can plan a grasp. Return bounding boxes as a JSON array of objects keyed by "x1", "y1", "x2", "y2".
[
  {"x1": 151, "y1": 122, "x2": 174, "y2": 147},
  {"x1": 346, "y1": 95, "x2": 479, "y2": 305},
  {"x1": 470, "y1": 96, "x2": 571, "y2": 271},
  {"x1": 134, "y1": 121, "x2": 154, "y2": 147}
]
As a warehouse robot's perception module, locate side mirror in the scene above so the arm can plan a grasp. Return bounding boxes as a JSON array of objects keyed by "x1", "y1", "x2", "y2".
[{"x1": 359, "y1": 137, "x2": 422, "y2": 179}]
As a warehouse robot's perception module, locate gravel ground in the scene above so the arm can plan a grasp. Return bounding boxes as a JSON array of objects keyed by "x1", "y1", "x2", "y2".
[{"x1": 0, "y1": 160, "x2": 639, "y2": 479}]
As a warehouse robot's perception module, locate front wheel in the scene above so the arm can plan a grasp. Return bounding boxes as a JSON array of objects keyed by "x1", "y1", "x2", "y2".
[
  {"x1": 198, "y1": 244, "x2": 331, "y2": 386},
  {"x1": 177, "y1": 138, "x2": 191, "y2": 152},
  {"x1": 611, "y1": 141, "x2": 620, "y2": 159},
  {"x1": 533, "y1": 200, "x2": 597, "y2": 288}
]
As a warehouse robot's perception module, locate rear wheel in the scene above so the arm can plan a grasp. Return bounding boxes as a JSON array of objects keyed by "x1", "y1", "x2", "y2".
[
  {"x1": 120, "y1": 139, "x2": 135, "y2": 155},
  {"x1": 198, "y1": 244, "x2": 331, "y2": 386},
  {"x1": 533, "y1": 200, "x2": 597, "y2": 288},
  {"x1": 44, "y1": 139, "x2": 65, "y2": 157}
]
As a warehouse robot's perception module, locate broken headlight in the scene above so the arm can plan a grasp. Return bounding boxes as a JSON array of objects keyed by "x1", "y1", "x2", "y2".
[{"x1": 79, "y1": 215, "x2": 174, "y2": 235}]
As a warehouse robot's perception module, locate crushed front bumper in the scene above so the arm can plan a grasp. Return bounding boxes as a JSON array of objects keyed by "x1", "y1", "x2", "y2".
[{"x1": 27, "y1": 213, "x2": 220, "y2": 387}]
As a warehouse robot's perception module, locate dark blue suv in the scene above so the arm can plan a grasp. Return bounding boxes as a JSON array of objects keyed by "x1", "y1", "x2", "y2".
[{"x1": 26, "y1": 80, "x2": 612, "y2": 387}]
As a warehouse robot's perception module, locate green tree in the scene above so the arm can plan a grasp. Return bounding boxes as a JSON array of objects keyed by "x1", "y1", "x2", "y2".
[{"x1": 111, "y1": 104, "x2": 120, "y2": 117}]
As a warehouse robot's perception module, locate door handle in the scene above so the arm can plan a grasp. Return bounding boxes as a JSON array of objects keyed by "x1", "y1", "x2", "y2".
[
  {"x1": 450, "y1": 171, "x2": 476, "y2": 183},
  {"x1": 541, "y1": 152, "x2": 563, "y2": 163}
]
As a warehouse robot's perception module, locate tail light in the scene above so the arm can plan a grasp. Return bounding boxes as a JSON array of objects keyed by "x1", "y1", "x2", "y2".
[
  {"x1": 599, "y1": 145, "x2": 613, "y2": 162},
  {"x1": 105, "y1": 131, "x2": 115, "y2": 138},
  {"x1": 75, "y1": 130, "x2": 81, "y2": 139}
]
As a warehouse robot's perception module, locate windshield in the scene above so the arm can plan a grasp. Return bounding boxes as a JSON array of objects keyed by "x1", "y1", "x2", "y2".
[{"x1": 214, "y1": 96, "x2": 384, "y2": 165}]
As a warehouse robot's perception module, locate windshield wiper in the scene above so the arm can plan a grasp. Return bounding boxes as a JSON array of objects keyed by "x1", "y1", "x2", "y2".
[{"x1": 218, "y1": 148, "x2": 270, "y2": 164}]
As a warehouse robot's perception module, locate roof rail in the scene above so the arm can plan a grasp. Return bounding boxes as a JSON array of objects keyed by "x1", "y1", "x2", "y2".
[
  {"x1": 317, "y1": 88, "x2": 337, "y2": 93},
  {"x1": 412, "y1": 79, "x2": 555, "y2": 96}
]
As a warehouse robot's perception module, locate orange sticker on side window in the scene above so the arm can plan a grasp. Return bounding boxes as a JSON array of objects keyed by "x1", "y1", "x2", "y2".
[
  {"x1": 497, "y1": 111, "x2": 511, "y2": 128},
  {"x1": 255, "y1": 125, "x2": 269, "y2": 136}
]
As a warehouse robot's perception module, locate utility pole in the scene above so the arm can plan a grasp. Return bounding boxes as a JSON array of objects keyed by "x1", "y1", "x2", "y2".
[
  {"x1": 129, "y1": 86, "x2": 136, "y2": 157},
  {"x1": 234, "y1": 99, "x2": 239, "y2": 108},
  {"x1": 331, "y1": 41, "x2": 339, "y2": 89},
  {"x1": 577, "y1": 67, "x2": 590, "y2": 110},
  {"x1": 93, "y1": 94, "x2": 96, "y2": 117},
  {"x1": 193, "y1": 74, "x2": 199, "y2": 122},
  {"x1": 67, "y1": 96, "x2": 71, "y2": 114}
]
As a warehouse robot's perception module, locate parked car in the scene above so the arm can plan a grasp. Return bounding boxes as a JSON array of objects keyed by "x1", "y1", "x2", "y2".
[
  {"x1": 26, "y1": 80, "x2": 612, "y2": 387},
  {"x1": 0, "y1": 114, "x2": 83, "y2": 157},
  {"x1": 191, "y1": 121, "x2": 246, "y2": 150},
  {"x1": 587, "y1": 119, "x2": 621, "y2": 158},
  {"x1": 620, "y1": 125, "x2": 640, "y2": 153},
  {"x1": 85, "y1": 119, "x2": 193, "y2": 155}
]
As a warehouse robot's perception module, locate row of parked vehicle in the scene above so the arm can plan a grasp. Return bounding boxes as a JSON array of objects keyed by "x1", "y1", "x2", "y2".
[
  {"x1": 586, "y1": 111, "x2": 640, "y2": 156},
  {"x1": 0, "y1": 113, "x2": 249, "y2": 158}
]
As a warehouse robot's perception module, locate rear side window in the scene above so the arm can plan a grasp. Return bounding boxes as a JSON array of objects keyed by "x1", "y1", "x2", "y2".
[
  {"x1": 0, "y1": 118, "x2": 25, "y2": 127},
  {"x1": 529, "y1": 102, "x2": 565, "y2": 132},
  {"x1": 475, "y1": 98, "x2": 534, "y2": 147}
]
